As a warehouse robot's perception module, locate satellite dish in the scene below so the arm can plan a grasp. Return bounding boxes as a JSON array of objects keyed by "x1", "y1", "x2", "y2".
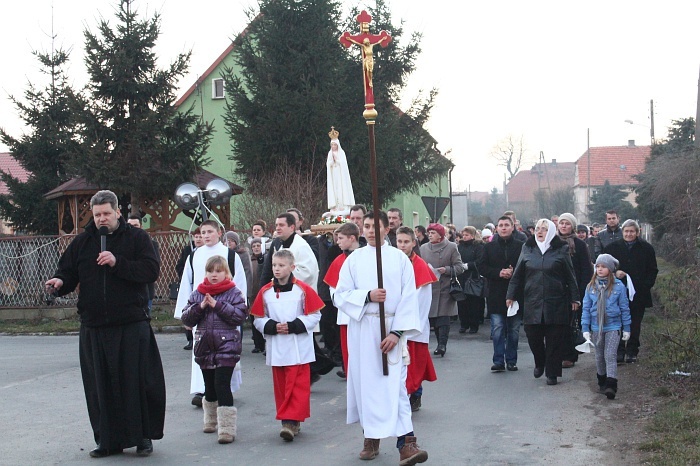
[
  {"x1": 174, "y1": 182, "x2": 200, "y2": 209},
  {"x1": 205, "y1": 179, "x2": 232, "y2": 204}
]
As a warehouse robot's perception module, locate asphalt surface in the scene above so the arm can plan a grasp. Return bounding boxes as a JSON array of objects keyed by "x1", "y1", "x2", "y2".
[{"x1": 0, "y1": 323, "x2": 626, "y2": 465}]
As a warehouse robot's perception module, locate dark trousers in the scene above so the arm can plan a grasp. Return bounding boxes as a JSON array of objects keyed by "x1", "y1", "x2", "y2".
[
  {"x1": 524, "y1": 324, "x2": 568, "y2": 378},
  {"x1": 320, "y1": 302, "x2": 342, "y2": 363},
  {"x1": 202, "y1": 366, "x2": 235, "y2": 406},
  {"x1": 249, "y1": 315, "x2": 265, "y2": 350},
  {"x1": 619, "y1": 303, "x2": 646, "y2": 357},
  {"x1": 458, "y1": 295, "x2": 485, "y2": 330}
]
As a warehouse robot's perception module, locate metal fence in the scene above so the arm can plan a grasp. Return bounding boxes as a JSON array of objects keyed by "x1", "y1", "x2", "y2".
[{"x1": 0, "y1": 232, "x2": 191, "y2": 309}]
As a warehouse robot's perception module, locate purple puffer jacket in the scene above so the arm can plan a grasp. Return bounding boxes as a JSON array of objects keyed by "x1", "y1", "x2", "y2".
[{"x1": 181, "y1": 286, "x2": 248, "y2": 369}]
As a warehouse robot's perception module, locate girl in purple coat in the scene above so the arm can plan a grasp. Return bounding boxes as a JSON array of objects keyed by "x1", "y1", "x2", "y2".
[{"x1": 181, "y1": 256, "x2": 248, "y2": 444}]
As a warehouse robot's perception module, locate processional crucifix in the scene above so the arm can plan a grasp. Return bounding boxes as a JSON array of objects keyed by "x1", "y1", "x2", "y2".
[{"x1": 340, "y1": 10, "x2": 392, "y2": 375}]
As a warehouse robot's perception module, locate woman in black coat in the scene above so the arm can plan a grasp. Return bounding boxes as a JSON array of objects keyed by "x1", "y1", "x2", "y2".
[
  {"x1": 506, "y1": 219, "x2": 580, "y2": 386},
  {"x1": 603, "y1": 219, "x2": 658, "y2": 363},
  {"x1": 557, "y1": 213, "x2": 593, "y2": 367},
  {"x1": 457, "y1": 226, "x2": 486, "y2": 333}
]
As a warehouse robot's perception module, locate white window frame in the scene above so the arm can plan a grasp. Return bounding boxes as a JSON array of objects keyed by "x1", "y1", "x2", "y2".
[{"x1": 212, "y1": 78, "x2": 225, "y2": 99}]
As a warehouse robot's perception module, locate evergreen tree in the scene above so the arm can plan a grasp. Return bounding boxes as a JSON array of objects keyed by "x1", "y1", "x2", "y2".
[
  {"x1": 71, "y1": 0, "x2": 213, "y2": 215},
  {"x1": 588, "y1": 180, "x2": 637, "y2": 223},
  {"x1": 222, "y1": 0, "x2": 452, "y2": 207},
  {"x1": 0, "y1": 47, "x2": 79, "y2": 234}
]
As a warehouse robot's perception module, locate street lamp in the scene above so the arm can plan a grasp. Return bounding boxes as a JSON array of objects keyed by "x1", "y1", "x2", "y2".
[{"x1": 173, "y1": 178, "x2": 232, "y2": 233}]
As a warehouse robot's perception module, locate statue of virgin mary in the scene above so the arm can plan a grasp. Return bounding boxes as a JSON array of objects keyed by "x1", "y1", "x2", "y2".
[{"x1": 326, "y1": 127, "x2": 355, "y2": 215}]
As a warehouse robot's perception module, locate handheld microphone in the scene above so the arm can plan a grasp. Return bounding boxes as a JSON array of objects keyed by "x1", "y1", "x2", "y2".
[{"x1": 99, "y1": 226, "x2": 109, "y2": 253}]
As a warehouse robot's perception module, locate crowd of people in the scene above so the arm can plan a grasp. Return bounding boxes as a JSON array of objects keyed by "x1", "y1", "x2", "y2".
[{"x1": 47, "y1": 191, "x2": 657, "y2": 463}]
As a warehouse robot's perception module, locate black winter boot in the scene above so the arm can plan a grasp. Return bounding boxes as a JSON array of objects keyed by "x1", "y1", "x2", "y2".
[
  {"x1": 596, "y1": 373, "x2": 606, "y2": 393},
  {"x1": 605, "y1": 377, "x2": 618, "y2": 400}
]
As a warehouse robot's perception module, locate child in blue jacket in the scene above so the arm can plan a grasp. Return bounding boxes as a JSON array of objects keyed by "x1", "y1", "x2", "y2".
[{"x1": 581, "y1": 254, "x2": 631, "y2": 399}]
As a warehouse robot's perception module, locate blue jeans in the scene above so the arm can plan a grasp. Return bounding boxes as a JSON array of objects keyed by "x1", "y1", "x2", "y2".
[{"x1": 491, "y1": 313, "x2": 522, "y2": 365}]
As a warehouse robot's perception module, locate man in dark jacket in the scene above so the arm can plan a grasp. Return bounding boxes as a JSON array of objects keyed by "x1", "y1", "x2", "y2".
[
  {"x1": 604, "y1": 219, "x2": 658, "y2": 363},
  {"x1": 478, "y1": 216, "x2": 524, "y2": 372},
  {"x1": 45, "y1": 190, "x2": 165, "y2": 458},
  {"x1": 597, "y1": 210, "x2": 623, "y2": 248}
]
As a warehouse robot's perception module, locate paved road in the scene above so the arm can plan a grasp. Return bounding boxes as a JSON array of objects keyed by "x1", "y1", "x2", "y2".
[{"x1": 0, "y1": 324, "x2": 627, "y2": 465}]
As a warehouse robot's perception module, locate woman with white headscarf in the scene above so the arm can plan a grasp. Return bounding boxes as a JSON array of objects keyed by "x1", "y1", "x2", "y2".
[
  {"x1": 326, "y1": 132, "x2": 355, "y2": 214},
  {"x1": 506, "y1": 218, "x2": 580, "y2": 386}
]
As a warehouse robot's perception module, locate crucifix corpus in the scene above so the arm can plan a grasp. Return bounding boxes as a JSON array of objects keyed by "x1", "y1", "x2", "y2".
[{"x1": 339, "y1": 10, "x2": 392, "y2": 376}]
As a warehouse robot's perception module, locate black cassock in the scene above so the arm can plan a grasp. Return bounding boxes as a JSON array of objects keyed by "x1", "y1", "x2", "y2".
[{"x1": 79, "y1": 320, "x2": 166, "y2": 450}]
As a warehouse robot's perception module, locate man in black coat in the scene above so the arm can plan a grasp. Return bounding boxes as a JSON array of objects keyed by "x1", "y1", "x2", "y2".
[
  {"x1": 478, "y1": 216, "x2": 524, "y2": 372},
  {"x1": 604, "y1": 219, "x2": 658, "y2": 363},
  {"x1": 45, "y1": 190, "x2": 165, "y2": 458}
]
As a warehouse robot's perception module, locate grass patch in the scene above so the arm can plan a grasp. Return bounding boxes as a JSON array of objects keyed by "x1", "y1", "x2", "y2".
[
  {"x1": 641, "y1": 402, "x2": 700, "y2": 464},
  {"x1": 0, "y1": 306, "x2": 182, "y2": 334},
  {"x1": 635, "y1": 260, "x2": 700, "y2": 465},
  {"x1": 0, "y1": 316, "x2": 80, "y2": 334}
]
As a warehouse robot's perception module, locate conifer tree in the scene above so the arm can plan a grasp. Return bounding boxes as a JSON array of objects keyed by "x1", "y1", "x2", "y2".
[
  {"x1": 588, "y1": 180, "x2": 637, "y2": 223},
  {"x1": 0, "y1": 47, "x2": 79, "y2": 234},
  {"x1": 71, "y1": 0, "x2": 212, "y2": 215},
  {"x1": 222, "y1": 0, "x2": 452, "y2": 206}
]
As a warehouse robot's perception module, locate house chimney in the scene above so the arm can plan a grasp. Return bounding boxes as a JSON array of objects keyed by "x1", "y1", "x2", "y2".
[
  {"x1": 551, "y1": 158, "x2": 557, "y2": 165},
  {"x1": 628, "y1": 139, "x2": 636, "y2": 147}
]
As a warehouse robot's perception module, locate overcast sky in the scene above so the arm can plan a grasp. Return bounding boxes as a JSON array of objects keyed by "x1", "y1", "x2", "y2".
[{"x1": 1, "y1": 0, "x2": 699, "y2": 192}]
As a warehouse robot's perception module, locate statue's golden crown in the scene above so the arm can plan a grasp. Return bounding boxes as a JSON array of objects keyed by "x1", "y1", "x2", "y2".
[{"x1": 328, "y1": 126, "x2": 339, "y2": 140}]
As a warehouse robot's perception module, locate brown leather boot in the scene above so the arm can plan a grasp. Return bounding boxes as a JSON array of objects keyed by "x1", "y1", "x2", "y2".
[
  {"x1": 359, "y1": 438, "x2": 380, "y2": 460},
  {"x1": 399, "y1": 436, "x2": 428, "y2": 465}
]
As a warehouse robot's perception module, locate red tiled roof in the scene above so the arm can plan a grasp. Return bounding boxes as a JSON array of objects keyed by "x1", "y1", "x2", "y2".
[
  {"x1": 574, "y1": 145, "x2": 650, "y2": 187},
  {"x1": 0, "y1": 153, "x2": 31, "y2": 195},
  {"x1": 506, "y1": 161, "x2": 576, "y2": 203}
]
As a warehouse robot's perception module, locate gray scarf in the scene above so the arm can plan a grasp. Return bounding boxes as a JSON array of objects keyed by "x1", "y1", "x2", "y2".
[{"x1": 595, "y1": 278, "x2": 609, "y2": 345}]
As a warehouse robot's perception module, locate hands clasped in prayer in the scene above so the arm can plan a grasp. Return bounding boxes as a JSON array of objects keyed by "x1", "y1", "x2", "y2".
[{"x1": 200, "y1": 293, "x2": 218, "y2": 309}]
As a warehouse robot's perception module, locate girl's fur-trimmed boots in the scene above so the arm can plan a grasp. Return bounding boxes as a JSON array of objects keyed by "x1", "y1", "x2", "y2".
[{"x1": 217, "y1": 406, "x2": 237, "y2": 444}]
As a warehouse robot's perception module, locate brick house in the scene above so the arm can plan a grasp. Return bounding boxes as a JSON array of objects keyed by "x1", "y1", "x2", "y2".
[
  {"x1": 573, "y1": 142, "x2": 650, "y2": 223},
  {"x1": 505, "y1": 159, "x2": 576, "y2": 224}
]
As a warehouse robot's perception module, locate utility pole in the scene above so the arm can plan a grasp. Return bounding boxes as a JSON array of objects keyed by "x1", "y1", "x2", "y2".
[
  {"x1": 649, "y1": 99, "x2": 655, "y2": 145},
  {"x1": 587, "y1": 128, "x2": 591, "y2": 222},
  {"x1": 695, "y1": 67, "x2": 700, "y2": 148}
]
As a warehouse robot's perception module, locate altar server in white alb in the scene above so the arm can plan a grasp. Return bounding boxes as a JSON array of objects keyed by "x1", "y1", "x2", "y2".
[
  {"x1": 174, "y1": 220, "x2": 247, "y2": 403},
  {"x1": 334, "y1": 210, "x2": 428, "y2": 465},
  {"x1": 250, "y1": 249, "x2": 324, "y2": 441}
]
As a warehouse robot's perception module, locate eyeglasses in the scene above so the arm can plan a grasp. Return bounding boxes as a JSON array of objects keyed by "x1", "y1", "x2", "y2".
[{"x1": 535, "y1": 227, "x2": 548, "y2": 232}]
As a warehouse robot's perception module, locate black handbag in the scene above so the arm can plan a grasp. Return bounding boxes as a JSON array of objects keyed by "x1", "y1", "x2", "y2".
[
  {"x1": 572, "y1": 315, "x2": 586, "y2": 346},
  {"x1": 462, "y1": 265, "x2": 485, "y2": 297},
  {"x1": 449, "y1": 269, "x2": 467, "y2": 301}
]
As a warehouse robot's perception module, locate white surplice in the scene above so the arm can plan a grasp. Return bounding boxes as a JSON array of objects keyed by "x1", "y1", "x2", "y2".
[
  {"x1": 173, "y1": 242, "x2": 247, "y2": 395},
  {"x1": 270, "y1": 234, "x2": 319, "y2": 292},
  {"x1": 409, "y1": 283, "x2": 433, "y2": 344},
  {"x1": 334, "y1": 244, "x2": 420, "y2": 439},
  {"x1": 253, "y1": 286, "x2": 321, "y2": 366}
]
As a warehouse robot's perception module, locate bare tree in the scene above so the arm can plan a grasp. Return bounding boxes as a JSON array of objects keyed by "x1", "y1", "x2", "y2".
[
  {"x1": 490, "y1": 135, "x2": 531, "y2": 181},
  {"x1": 230, "y1": 158, "x2": 326, "y2": 235}
]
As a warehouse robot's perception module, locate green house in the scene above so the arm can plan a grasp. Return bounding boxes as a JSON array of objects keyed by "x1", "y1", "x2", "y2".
[{"x1": 174, "y1": 42, "x2": 452, "y2": 231}]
